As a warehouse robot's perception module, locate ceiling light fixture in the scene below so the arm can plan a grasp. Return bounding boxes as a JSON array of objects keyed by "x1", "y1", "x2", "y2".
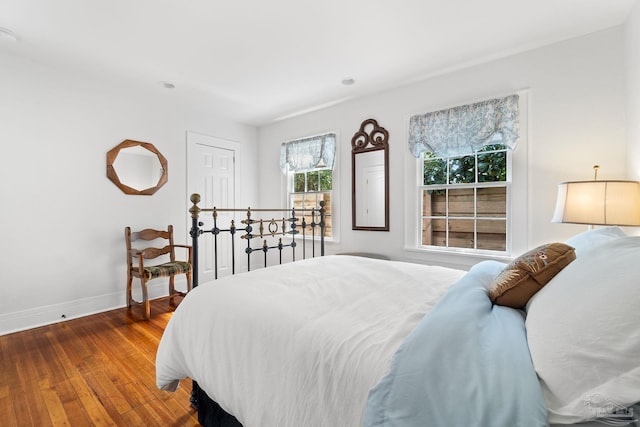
[
  {"x1": 341, "y1": 78, "x2": 355, "y2": 86},
  {"x1": 0, "y1": 27, "x2": 18, "y2": 42}
]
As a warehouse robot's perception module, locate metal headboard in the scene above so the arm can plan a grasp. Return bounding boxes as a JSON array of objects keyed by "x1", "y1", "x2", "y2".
[{"x1": 188, "y1": 193, "x2": 326, "y2": 287}]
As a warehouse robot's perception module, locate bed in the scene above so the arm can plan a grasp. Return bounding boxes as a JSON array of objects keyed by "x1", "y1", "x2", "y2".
[{"x1": 156, "y1": 196, "x2": 640, "y2": 427}]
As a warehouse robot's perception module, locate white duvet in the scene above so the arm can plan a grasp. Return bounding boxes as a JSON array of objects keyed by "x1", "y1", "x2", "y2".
[{"x1": 156, "y1": 255, "x2": 465, "y2": 427}]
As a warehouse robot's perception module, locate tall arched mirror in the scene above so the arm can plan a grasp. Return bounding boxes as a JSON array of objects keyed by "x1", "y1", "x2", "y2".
[
  {"x1": 352, "y1": 119, "x2": 389, "y2": 231},
  {"x1": 107, "y1": 139, "x2": 168, "y2": 195}
]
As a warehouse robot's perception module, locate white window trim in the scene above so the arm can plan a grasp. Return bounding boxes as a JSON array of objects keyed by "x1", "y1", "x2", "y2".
[{"x1": 403, "y1": 90, "x2": 530, "y2": 268}]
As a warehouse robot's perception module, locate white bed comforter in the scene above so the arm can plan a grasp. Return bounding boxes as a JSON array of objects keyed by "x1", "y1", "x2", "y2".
[{"x1": 156, "y1": 255, "x2": 465, "y2": 427}]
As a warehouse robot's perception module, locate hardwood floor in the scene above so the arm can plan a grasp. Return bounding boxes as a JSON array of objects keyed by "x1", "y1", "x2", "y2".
[{"x1": 0, "y1": 297, "x2": 200, "y2": 426}]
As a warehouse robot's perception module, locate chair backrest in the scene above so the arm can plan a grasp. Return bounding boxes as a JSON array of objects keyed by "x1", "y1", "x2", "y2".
[{"x1": 125, "y1": 225, "x2": 177, "y2": 268}]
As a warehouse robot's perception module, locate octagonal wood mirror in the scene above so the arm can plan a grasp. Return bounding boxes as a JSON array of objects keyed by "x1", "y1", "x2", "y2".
[{"x1": 106, "y1": 139, "x2": 168, "y2": 195}]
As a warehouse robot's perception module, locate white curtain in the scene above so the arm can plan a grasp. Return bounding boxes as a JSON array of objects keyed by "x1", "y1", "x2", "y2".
[
  {"x1": 408, "y1": 95, "x2": 520, "y2": 158},
  {"x1": 280, "y1": 133, "x2": 336, "y2": 173}
]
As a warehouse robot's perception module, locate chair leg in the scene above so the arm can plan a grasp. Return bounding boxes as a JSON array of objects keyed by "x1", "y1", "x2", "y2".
[
  {"x1": 126, "y1": 273, "x2": 133, "y2": 308},
  {"x1": 141, "y1": 278, "x2": 150, "y2": 320},
  {"x1": 186, "y1": 271, "x2": 192, "y2": 292},
  {"x1": 169, "y1": 275, "x2": 175, "y2": 296}
]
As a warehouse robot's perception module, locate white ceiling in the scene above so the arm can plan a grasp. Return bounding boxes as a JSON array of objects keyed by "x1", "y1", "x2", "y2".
[{"x1": 0, "y1": 0, "x2": 636, "y2": 126}]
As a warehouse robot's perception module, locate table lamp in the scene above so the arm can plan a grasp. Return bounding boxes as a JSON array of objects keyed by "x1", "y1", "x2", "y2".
[{"x1": 552, "y1": 166, "x2": 640, "y2": 227}]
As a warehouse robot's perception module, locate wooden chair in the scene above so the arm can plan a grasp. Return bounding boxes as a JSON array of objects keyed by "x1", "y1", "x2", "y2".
[{"x1": 125, "y1": 225, "x2": 192, "y2": 319}]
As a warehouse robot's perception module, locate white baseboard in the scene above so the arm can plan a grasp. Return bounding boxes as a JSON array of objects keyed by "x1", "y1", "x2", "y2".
[{"x1": 0, "y1": 281, "x2": 187, "y2": 336}]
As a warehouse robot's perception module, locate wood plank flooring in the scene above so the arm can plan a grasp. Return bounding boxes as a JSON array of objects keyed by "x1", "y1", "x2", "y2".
[{"x1": 0, "y1": 297, "x2": 200, "y2": 426}]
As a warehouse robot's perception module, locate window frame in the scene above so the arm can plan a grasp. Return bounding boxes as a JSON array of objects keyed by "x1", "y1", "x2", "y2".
[{"x1": 419, "y1": 145, "x2": 512, "y2": 254}]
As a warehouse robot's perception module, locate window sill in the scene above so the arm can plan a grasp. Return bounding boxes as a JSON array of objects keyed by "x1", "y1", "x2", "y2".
[{"x1": 402, "y1": 246, "x2": 514, "y2": 270}]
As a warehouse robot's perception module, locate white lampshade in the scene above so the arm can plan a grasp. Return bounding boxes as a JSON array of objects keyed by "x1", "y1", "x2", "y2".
[{"x1": 552, "y1": 180, "x2": 640, "y2": 226}]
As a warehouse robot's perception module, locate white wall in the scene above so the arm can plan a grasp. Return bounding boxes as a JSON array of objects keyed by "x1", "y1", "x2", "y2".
[
  {"x1": 626, "y1": 2, "x2": 640, "y2": 181},
  {"x1": 258, "y1": 27, "x2": 627, "y2": 269},
  {"x1": 1, "y1": 22, "x2": 634, "y2": 334},
  {"x1": 0, "y1": 52, "x2": 257, "y2": 334}
]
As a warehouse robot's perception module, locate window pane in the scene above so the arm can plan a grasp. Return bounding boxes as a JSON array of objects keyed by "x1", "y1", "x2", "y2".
[
  {"x1": 477, "y1": 187, "x2": 506, "y2": 218},
  {"x1": 448, "y1": 155, "x2": 476, "y2": 184},
  {"x1": 291, "y1": 194, "x2": 304, "y2": 210},
  {"x1": 319, "y1": 169, "x2": 332, "y2": 191},
  {"x1": 423, "y1": 156, "x2": 447, "y2": 185},
  {"x1": 319, "y1": 192, "x2": 331, "y2": 236},
  {"x1": 448, "y1": 219, "x2": 475, "y2": 249},
  {"x1": 307, "y1": 171, "x2": 319, "y2": 191},
  {"x1": 318, "y1": 192, "x2": 330, "y2": 211},
  {"x1": 293, "y1": 173, "x2": 305, "y2": 192},
  {"x1": 422, "y1": 218, "x2": 446, "y2": 247},
  {"x1": 448, "y1": 188, "x2": 474, "y2": 217},
  {"x1": 478, "y1": 151, "x2": 506, "y2": 182},
  {"x1": 478, "y1": 143, "x2": 506, "y2": 152},
  {"x1": 423, "y1": 189, "x2": 446, "y2": 216},
  {"x1": 476, "y1": 220, "x2": 506, "y2": 251},
  {"x1": 298, "y1": 193, "x2": 316, "y2": 233},
  {"x1": 293, "y1": 192, "x2": 333, "y2": 238}
]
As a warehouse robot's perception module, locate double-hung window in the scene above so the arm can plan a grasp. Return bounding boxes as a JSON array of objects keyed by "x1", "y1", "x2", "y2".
[
  {"x1": 409, "y1": 95, "x2": 520, "y2": 254},
  {"x1": 280, "y1": 133, "x2": 335, "y2": 238},
  {"x1": 421, "y1": 142, "x2": 509, "y2": 251}
]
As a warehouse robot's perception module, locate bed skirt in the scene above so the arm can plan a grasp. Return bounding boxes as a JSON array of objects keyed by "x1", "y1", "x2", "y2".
[{"x1": 194, "y1": 384, "x2": 243, "y2": 427}]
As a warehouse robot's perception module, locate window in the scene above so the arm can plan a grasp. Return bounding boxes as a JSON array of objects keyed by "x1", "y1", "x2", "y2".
[
  {"x1": 281, "y1": 133, "x2": 336, "y2": 238},
  {"x1": 421, "y1": 143, "x2": 509, "y2": 251},
  {"x1": 408, "y1": 94, "x2": 521, "y2": 255},
  {"x1": 289, "y1": 169, "x2": 333, "y2": 237}
]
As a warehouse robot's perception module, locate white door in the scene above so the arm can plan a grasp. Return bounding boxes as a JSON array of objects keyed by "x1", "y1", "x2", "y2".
[{"x1": 187, "y1": 132, "x2": 238, "y2": 283}]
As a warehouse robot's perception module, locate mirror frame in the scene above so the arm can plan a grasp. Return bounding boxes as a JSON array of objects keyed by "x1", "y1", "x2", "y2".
[
  {"x1": 351, "y1": 118, "x2": 389, "y2": 231},
  {"x1": 106, "y1": 139, "x2": 168, "y2": 195}
]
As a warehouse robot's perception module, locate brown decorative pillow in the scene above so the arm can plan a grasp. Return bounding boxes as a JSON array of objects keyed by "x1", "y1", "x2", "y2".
[{"x1": 489, "y1": 243, "x2": 576, "y2": 308}]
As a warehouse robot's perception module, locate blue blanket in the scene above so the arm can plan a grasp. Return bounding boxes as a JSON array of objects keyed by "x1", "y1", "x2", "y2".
[{"x1": 363, "y1": 261, "x2": 549, "y2": 427}]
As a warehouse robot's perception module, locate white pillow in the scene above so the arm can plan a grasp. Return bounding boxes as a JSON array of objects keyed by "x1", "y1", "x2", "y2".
[
  {"x1": 565, "y1": 226, "x2": 626, "y2": 257},
  {"x1": 526, "y1": 236, "x2": 640, "y2": 424}
]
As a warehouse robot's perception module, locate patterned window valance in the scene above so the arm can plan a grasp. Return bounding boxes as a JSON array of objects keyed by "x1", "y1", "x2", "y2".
[
  {"x1": 280, "y1": 133, "x2": 336, "y2": 173},
  {"x1": 408, "y1": 94, "x2": 520, "y2": 158}
]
